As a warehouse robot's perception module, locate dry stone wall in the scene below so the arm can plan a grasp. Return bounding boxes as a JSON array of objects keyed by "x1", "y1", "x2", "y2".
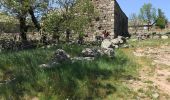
[{"x1": 87, "y1": 0, "x2": 129, "y2": 40}]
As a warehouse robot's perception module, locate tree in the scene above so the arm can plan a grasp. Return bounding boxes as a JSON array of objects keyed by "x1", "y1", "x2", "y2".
[
  {"x1": 43, "y1": 11, "x2": 64, "y2": 43},
  {"x1": 44, "y1": 0, "x2": 95, "y2": 43},
  {"x1": 0, "y1": 0, "x2": 49, "y2": 42},
  {"x1": 139, "y1": 3, "x2": 157, "y2": 31},
  {"x1": 156, "y1": 8, "x2": 168, "y2": 29},
  {"x1": 156, "y1": 17, "x2": 166, "y2": 30},
  {"x1": 129, "y1": 13, "x2": 141, "y2": 34}
]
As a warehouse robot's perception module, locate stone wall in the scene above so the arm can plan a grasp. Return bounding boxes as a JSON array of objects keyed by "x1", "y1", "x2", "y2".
[
  {"x1": 114, "y1": 0, "x2": 129, "y2": 37},
  {"x1": 87, "y1": 0, "x2": 129, "y2": 39}
]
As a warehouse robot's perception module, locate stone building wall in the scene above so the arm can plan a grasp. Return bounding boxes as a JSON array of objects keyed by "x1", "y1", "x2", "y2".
[
  {"x1": 87, "y1": 0, "x2": 129, "y2": 39},
  {"x1": 114, "y1": 0, "x2": 129, "y2": 37}
]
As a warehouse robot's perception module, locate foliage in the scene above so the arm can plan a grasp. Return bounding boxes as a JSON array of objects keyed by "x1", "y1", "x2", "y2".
[
  {"x1": 139, "y1": 3, "x2": 157, "y2": 31},
  {"x1": 43, "y1": 0, "x2": 95, "y2": 41},
  {"x1": 139, "y1": 3, "x2": 157, "y2": 23},
  {"x1": 0, "y1": 0, "x2": 50, "y2": 41},
  {"x1": 0, "y1": 13, "x2": 19, "y2": 33},
  {"x1": 156, "y1": 17, "x2": 166, "y2": 29},
  {"x1": 0, "y1": 0, "x2": 49, "y2": 17},
  {"x1": 156, "y1": 8, "x2": 168, "y2": 29}
]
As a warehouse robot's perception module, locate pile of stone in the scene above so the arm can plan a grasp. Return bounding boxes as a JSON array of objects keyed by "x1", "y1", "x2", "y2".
[
  {"x1": 81, "y1": 47, "x2": 114, "y2": 58},
  {"x1": 135, "y1": 33, "x2": 169, "y2": 40},
  {"x1": 101, "y1": 36, "x2": 126, "y2": 49},
  {"x1": 39, "y1": 47, "x2": 115, "y2": 68},
  {"x1": 136, "y1": 33, "x2": 150, "y2": 40},
  {"x1": 39, "y1": 36, "x2": 128, "y2": 68},
  {"x1": 39, "y1": 49, "x2": 71, "y2": 68}
]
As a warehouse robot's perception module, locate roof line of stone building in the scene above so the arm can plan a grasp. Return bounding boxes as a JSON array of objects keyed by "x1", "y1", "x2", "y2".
[{"x1": 114, "y1": 0, "x2": 128, "y2": 19}]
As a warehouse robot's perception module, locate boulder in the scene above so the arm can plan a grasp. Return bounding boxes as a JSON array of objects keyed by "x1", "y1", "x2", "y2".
[
  {"x1": 121, "y1": 44, "x2": 130, "y2": 48},
  {"x1": 51, "y1": 49, "x2": 71, "y2": 63},
  {"x1": 112, "y1": 44, "x2": 119, "y2": 49},
  {"x1": 39, "y1": 64, "x2": 51, "y2": 68},
  {"x1": 81, "y1": 48, "x2": 101, "y2": 57},
  {"x1": 153, "y1": 35, "x2": 160, "y2": 39},
  {"x1": 82, "y1": 48, "x2": 95, "y2": 57},
  {"x1": 111, "y1": 36, "x2": 126, "y2": 46},
  {"x1": 101, "y1": 39, "x2": 112, "y2": 49},
  {"x1": 72, "y1": 57, "x2": 95, "y2": 62},
  {"x1": 118, "y1": 36, "x2": 126, "y2": 43},
  {"x1": 81, "y1": 48, "x2": 115, "y2": 58},
  {"x1": 161, "y1": 35, "x2": 168, "y2": 39},
  {"x1": 39, "y1": 49, "x2": 70, "y2": 68},
  {"x1": 111, "y1": 39, "x2": 120, "y2": 45},
  {"x1": 102, "y1": 48, "x2": 115, "y2": 58}
]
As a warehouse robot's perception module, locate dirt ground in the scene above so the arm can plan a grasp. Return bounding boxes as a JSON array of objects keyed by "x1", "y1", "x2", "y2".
[{"x1": 128, "y1": 45, "x2": 170, "y2": 100}]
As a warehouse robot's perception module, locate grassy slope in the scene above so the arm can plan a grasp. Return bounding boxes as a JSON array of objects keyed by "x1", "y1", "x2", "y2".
[{"x1": 0, "y1": 44, "x2": 139, "y2": 100}]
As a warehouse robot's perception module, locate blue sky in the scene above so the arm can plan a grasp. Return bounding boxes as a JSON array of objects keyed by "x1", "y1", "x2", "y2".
[{"x1": 117, "y1": 0, "x2": 170, "y2": 21}]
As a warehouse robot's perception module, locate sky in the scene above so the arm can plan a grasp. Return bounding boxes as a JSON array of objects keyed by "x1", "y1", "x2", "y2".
[{"x1": 117, "y1": 0, "x2": 170, "y2": 21}]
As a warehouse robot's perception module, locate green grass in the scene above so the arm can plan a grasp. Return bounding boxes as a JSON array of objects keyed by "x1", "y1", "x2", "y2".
[
  {"x1": 128, "y1": 38, "x2": 170, "y2": 48},
  {"x1": 0, "y1": 44, "x2": 139, "y2": 100}
]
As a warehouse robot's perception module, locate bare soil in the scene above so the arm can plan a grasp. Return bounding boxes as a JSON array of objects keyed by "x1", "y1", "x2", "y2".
[{"x1": 128, "y1": 46, "x2": 170, "y2": 100}]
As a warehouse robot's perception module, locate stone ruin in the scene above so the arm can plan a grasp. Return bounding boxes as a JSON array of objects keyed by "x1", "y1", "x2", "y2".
[{"x1": 87, "y1": 0, "x2": 129, "y2": 40}]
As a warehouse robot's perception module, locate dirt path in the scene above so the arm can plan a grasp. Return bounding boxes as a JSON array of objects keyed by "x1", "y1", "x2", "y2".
[{"x1": 127, "y1": 46, "x2": 170, "y2": 100}]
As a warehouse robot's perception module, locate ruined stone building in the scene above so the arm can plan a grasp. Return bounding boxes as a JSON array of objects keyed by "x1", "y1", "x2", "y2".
[{"x1": 88, "y1": 0, "x2": 129, "y2": 39}]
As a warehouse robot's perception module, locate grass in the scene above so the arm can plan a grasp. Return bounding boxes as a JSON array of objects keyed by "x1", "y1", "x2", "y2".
[
  {"x1": 0, "y1": 44, "x2": 139, "y2": 100},
  {"x1": 128, "y1": 38, "x2": 170, "y2": 48}
]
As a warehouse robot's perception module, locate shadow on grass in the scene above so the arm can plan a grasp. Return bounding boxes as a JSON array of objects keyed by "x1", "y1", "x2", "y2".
[
  {"x1": 0, "y1": 47, "x2": 138, "y2": 100},
  {"x1": 0, "y1": 57, "x2": 116, "y2": 100}
]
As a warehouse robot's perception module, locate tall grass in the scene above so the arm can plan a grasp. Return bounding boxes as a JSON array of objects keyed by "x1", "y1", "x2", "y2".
[{"x1": 0, "y1": 44, "x2": 139, "y2": 100}]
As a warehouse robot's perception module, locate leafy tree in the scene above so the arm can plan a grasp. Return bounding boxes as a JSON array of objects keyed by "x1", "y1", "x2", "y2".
[
  {"x1": 139, "y1": 3, "x2": 157, "y2": 31},
  {"x1": 156, "y1": 17, "x2": 166, "y2": 30},
  {"x1": 0, "y1": 0, "x2": 49, "y2": 42},
  {"x1": 156, "y1": 8, "x2": 168, "y2": 29},
  {"x1": 43, "y1": 0, "x2": 95, "y2": 43},
  {"x1": 43, "y1": 11, "x2": 64, "y2": 43}
]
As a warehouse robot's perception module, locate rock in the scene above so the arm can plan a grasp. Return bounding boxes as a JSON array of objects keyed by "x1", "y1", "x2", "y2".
[
  {"x1": 117, "y1": 36, "x2": 123, "y2": 39},
  {"x1": 111, "y1": 36, "x2": 126, "y2": 46},
  {"x1": 161, "y1": 35, "x2": 168, "y2": 39},
  {"x1": 112, "y1": 44, "x2": 119, "y2": 49},
  {"x1": 119, "y1": 38, "x2": 124, "y2": 44},
  {"x1": 118, "y1": 36, "x2": 126, "y2": 43},
  {"x1": 51, "y1": 49, "x2": 71, "y2": 63},
  {"x1": 47, "y1": 45, "x2": 51, "y2": 48},
  {"x1": 121, "y1": 44, "x2": 129, "y2": 48},
  {"x1": 111, "y1": 39, "x2": 120, "y2": 45},
  {"x1": 153, "y1": 35, "x2": 160, "y2": 39},
  {"x1": 82, "y1": 48, "x2": 98, "y2": 57},
  {"x1": 72, "y1": 57, "x2": 95, "y2": 62},
  {"x1": 152, "y1": 93, "x2": 159, "y2": 99},
  {"x1": 101, "y1": 39, "x2": 112, "y2": 49},
  {"x1": 39, "y1": 64, "x2": 51, "y2": 68},
  {"x1": 97, "y1": 49, "x2": 105, "y2": 56},
  {"x1": 81, "y1": 48, "x2": 114, "y2": 58},
  {"x1": 102, "y1": 48, "x2": 115, "y2": 58}
]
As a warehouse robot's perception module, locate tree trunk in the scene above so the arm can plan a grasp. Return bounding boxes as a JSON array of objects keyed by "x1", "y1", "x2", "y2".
[
  {"x1": 19, "y1": 16, "x2": 27, "y2": 42},
  {"x1": 56, "y1": 35, "x2": 60, "y2": 43},
  {"x1": 147, "y1": 22, "x2": 150, "y2": 31},
  {"x1": 28, "y1": 7, "x2": 41, "y2": 31},
  {"x1": 66, "y1": 29, "x2": 70, "y2": 42},
  {"x1": 78, "y1": 35, "x2": 84, "y2": 45}
]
